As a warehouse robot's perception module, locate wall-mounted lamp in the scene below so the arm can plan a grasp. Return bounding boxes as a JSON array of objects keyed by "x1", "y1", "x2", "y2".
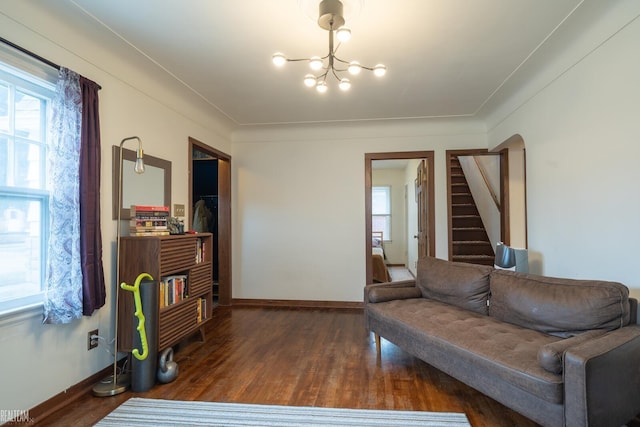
[{"x1": 93, "y1": 136, "x2": 145, "y2": 397}]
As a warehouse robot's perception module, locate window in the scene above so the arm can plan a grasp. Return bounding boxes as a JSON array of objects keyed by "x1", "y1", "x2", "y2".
[
  {"x1": 372, "y1": 186, "x2": 391, "y2": 240},
  {"x1": 0, "y1": 57, "x2": 55, "y2": 312}
]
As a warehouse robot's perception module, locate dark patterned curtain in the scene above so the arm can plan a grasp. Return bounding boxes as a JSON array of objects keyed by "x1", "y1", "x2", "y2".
[{"x1": 79, "y1": 76, "x2": 106, "y2": 315}]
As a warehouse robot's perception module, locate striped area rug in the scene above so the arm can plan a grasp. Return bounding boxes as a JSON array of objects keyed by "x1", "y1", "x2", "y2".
[{"x1": 95, "y1": 398, "x2": 471, "y2": 427}]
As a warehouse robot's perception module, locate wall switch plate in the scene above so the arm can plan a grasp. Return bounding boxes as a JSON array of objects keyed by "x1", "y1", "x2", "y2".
[
  {"x1": 88, "y1": 329, "x2": 99, "y2": 350},
  {"x1": 174, "y1": 204, "x2": 185, "y2": 217}
]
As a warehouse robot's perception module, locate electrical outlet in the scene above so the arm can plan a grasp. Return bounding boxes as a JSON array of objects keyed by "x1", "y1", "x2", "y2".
[
  {"x1": 88, "y1": 329, "x2": 99, "y2": 350},
  {"x1": 174, "y1": 204, "x2": 185, "y2": 217}
]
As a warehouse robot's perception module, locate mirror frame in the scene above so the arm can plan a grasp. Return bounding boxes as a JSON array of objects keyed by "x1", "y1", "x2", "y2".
[{"x1": 112, "y1": 145, "x2": 172, "y2": 220}]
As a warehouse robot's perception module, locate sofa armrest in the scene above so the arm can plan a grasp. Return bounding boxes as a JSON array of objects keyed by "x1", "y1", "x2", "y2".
[
  {"x1": 365, "y1": 280, "x2": 420, "y2": 303},
  {"x1": 363, "y1": 280, "x2": 417, "y2": 330},
  {"x1": 563, "y1": 325, "x2": 640, "y2": 427}
]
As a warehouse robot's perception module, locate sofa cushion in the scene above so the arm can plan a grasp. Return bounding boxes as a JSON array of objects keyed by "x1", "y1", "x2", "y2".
[
  {"x1": 416, "y1": 256, "x2": 492, "y2": 314},
  {"x1": 537, "y1": 330, "x2": 607, "y2": 374},
  {"x1": 367, "y1": 298, "x2": 563, "y2": 403},
  {"x1": 489, "y1": 270, "x2": 630, "y2": 338}
]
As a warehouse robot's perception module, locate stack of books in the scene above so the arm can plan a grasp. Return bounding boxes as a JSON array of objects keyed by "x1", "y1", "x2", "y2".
[{"x1": 130, "y1": 205, "x2": 170, "y2": 236}]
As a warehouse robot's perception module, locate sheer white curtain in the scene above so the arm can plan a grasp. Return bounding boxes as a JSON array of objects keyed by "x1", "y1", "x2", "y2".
[{"x1": 43, "y1": 67, "x2": 83, "y2": 324}]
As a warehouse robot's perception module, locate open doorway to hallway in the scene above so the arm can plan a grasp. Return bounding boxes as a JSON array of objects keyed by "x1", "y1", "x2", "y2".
[
  {"x1": 365, "y1": 151, "x2": 434, "y2": 285},
  {"x1": 188, "y1": 137, "x2": 232, "y2": 306}
]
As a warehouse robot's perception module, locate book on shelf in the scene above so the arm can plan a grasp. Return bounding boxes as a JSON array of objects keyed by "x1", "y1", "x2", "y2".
[
  {"x1": 130, "y1": 205, "x2": 170, "y2": 218},
  {"x1": 130, "y1": 218, "x2": 168, "y2": 228},
  {"x1": 159, "y1": 274, "x2": 188, "y2": 308},
  {"x1": 197, "y1": 297, "x2": 207, "y2": 323},
  {"x1": 130, "y1": 230, "x2": 170, "y2": 236},
  {"x1": 195, "y1": 237, "x2": 206, "y2": 263}
]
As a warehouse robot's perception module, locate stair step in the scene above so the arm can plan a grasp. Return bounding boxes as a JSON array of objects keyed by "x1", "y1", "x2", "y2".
[
  {"x1": 452, "y1": 227, "x2": 490, "y2": 241},
  {"x1": 453, "y1": 240, "x2": 494, "y2": 256},
  {"x1": 451, "y1": 204, "x2": 479, "y2": 215},
  {"x1": 452, "y1": 215, "x2": 483, "y2": 227},
  {"x1": 452, "y1": 194, "x2": 474, "y2": 204},
  {"x1": 453, "y1": 240, "x2": 492, "y2": 245},
  {"x1": 452, "y1": 255, "x2": 495, "y2": 266}
]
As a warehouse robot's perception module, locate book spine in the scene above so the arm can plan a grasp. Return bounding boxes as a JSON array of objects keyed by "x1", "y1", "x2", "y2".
[
  {"x1": 130, "y1": 205, "x2": 170, "y2": 212},
  {"x1": 130, "y1": 231, "x2": 170, "y2": 236}
]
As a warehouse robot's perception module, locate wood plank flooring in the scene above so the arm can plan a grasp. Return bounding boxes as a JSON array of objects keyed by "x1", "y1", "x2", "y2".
[{"x1": 40, "y1": 306, "x2": 540, "y2": 426}]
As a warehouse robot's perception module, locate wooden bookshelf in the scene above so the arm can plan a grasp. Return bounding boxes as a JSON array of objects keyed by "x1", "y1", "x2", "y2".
[{"x1": 117, "y1": 233, "x2": 213, "y2": 352}]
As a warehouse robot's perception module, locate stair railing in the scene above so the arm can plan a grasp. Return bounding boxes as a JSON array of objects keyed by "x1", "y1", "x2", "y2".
[{"x1": 473, "y1": 156, "x2": 500, "y2": 210}]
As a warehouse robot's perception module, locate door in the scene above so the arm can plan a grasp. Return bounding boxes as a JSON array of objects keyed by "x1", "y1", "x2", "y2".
[{"x1": 416, "y1": 159, "x2": 429, "y2": 258}]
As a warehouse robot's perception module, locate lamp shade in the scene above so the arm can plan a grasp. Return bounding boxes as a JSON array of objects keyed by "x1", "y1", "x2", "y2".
[
  {"x1": 495, "y1": 243, "x2": 516, "y2": 269},
  {"x1": 494, "y1": 242, "x2": 528, "y2": 273}
]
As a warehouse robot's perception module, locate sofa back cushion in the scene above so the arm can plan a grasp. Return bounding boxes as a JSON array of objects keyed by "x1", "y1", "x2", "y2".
[
  {"x1": 489, "y1": 270, "x2": 630, "y2": 337},
  {"x1": 416, "y1": 256, "x2": 492, "y2": 314}
]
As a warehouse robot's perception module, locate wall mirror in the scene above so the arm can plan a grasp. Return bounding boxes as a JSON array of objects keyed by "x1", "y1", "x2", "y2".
[{"x1": 112, "y1": 145, "x2": 172, "y2": 219}]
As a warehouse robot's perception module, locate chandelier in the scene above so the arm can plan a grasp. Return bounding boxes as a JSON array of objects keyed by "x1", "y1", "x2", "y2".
[{"x1": 272, "y1": 0, "x2": 386, "y2": 93}]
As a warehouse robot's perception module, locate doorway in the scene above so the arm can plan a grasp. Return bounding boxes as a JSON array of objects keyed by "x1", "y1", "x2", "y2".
[
  {"x1": 365, "y1": 151, "x2": 434, "y2": 285},
  {"x1": 188, "y1": 137, "x2": 232, "y2": 306}
]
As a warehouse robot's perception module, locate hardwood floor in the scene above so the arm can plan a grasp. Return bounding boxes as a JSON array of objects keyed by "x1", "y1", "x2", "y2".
[{"x1": 40, "y1": 306, "x2": 540, "y2": 426}]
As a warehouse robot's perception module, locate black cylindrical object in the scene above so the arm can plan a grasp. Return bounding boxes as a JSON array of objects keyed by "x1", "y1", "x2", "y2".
[{"x1": 131, "y1": 278, "x2": 158, "y2": 392}]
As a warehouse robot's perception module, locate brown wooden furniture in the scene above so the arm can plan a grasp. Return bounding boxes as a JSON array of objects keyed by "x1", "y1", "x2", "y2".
[{"x1": 117, "y1": 233, "x2": 213, "y2": 352}]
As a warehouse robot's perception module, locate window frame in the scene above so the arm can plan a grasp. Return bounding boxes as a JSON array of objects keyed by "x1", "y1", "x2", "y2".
[
  {"x1": 0, "y1": 46, "x2": 56, "y2": 317},
  {"x1": 372, "y1": 185, "x2": 392, "y2": 241}
]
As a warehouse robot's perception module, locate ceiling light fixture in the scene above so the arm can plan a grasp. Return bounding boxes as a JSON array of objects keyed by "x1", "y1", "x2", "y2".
[{"x1": 272, "y1": 0, "x2": 386, "y2": 93}]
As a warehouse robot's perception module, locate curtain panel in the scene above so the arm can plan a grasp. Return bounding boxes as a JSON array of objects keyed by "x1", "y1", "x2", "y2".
[
  {"x1": 79, "y1": 76, "x2": 106, "y2": 316},
  {"x1": 43, "y1": 68, "x2": 83, "y2": 324},
  {"x1": 43, "y1": 68, "x2": 105, "y2": 324}
]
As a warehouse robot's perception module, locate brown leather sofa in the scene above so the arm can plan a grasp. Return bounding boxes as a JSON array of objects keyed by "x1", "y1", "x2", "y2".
[{"x1": 365, "y1": 256, "x2": 640, "y2": 427}]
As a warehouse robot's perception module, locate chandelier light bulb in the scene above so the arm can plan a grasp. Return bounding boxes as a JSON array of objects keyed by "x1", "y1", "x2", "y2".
[
  {"x1": 304, "y1": 74, "x2": 317, "y2": 87},
  {"x1": 339, "y1": 78, "x2": 351, "y2": 91},
  {"x1": 373, "y1": 64, "x2": 387, "y2": 77},
  {"x1": 336, "y1": 27, "x2": 351, "y2": 43},
  {"x1": 309, "y1": 56, "x2": 323, "y2": 71},
  {"x1": 316, "y1": 81, "x2": 328, "y2": 93},
  {"x1": 272, "y1": 53, "x2": 287, "y2": 67},
  {"x1": 348, "y1": 61, "x2": 362, "y2": 75}
]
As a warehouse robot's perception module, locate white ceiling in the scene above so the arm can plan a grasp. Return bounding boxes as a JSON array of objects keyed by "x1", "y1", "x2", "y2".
[{"x1": 33, "y1": 0, "x2": 586, "y2": 127}]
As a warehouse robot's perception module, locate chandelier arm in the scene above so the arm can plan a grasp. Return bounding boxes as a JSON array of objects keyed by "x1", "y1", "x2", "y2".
[
  {"x1": 333, "y1": 55, "x2": 377, "y2": 70},
  {"x1": 285, "y1": 52, "x2": 331, "y2": 63},
  {"x1": 331, "y1": 67, "x2": 342, "y2": 81},
  {"x1": 333, "y1": 55, "x2": 350, "y2": 65}
]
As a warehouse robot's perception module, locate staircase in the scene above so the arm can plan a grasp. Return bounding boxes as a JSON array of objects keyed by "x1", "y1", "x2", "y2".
[{"x1": 449, "y1": 156, "x2": 495, "y2": 266}]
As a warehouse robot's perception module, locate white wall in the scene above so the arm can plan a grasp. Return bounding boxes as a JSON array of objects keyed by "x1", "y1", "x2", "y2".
[
  {"x1": 485, "y1": 1, "x2": 640, "y2": 299},
  {"x1": 232, "y1": 120, "x2": 486, "y2": 302},
  {"x1": 0, "y1": 2, "x2": 232, "y2": 411},
  {"x1": 506, "y1": 145, "x2": 527, "y2": 249},
  {"x1": 372, "y1": 168, "x2": 407, "y2": 265}
]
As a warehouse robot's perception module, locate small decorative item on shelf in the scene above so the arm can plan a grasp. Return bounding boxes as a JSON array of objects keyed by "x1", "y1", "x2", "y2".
[{"x1": 167, "y1": 217, "x2": 184, "y2": 235}]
